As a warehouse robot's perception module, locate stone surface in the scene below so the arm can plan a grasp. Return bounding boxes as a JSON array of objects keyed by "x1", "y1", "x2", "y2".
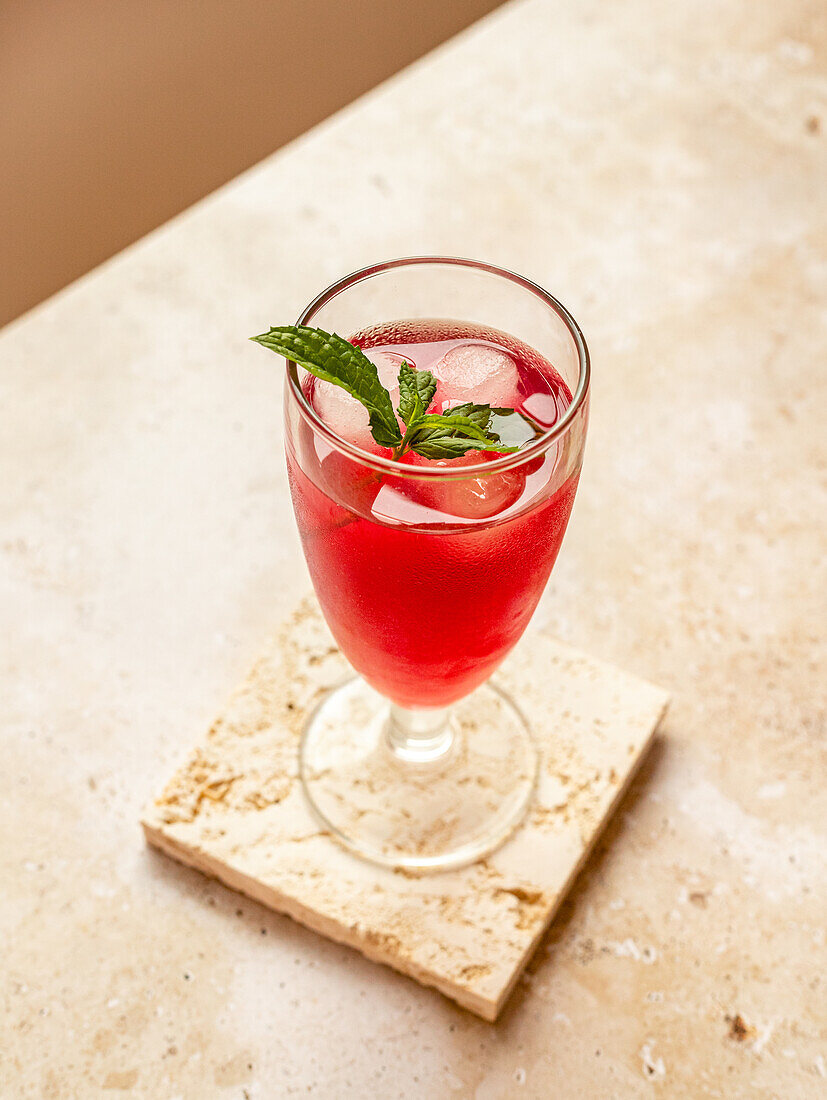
[
  {"x1": 1, "y1": 0, "x2": 825, "y2": 1095},
  {"x1": 142, "y1": 598, "x2": 668, "y2": 1021}
]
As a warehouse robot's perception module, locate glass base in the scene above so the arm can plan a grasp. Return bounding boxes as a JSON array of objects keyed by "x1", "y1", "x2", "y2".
[{"x1": 299, "y1": 677, "x2": 538, "y2": 871}]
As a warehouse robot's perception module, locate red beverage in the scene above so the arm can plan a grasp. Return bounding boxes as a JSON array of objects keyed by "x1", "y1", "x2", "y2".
[{"x1": 285, "y1": 320, "x2": 582, "y2": 708}]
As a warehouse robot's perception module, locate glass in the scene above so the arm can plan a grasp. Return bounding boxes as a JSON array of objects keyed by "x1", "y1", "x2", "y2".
[{"x1": 283, "y1": 257, "x2": 590, "y2": 870}]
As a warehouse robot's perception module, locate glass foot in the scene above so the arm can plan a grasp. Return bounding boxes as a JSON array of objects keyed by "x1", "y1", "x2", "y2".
[{"x1": 299, "y1": 677, "x2": 538, "y2": 871}]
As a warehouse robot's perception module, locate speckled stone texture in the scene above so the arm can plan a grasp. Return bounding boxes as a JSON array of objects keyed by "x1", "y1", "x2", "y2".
[
  {"x1": 142, "y1": 599, "x2": 668, "y2": 1020},
  {"x1": 2, "y1": 0, "x2": 826, "y2": 1095}
]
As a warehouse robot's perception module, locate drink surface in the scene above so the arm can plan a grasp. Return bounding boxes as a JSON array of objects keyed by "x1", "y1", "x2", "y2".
[{"x1": 285, "y1": 320, "x2": 580, "y2": 708}]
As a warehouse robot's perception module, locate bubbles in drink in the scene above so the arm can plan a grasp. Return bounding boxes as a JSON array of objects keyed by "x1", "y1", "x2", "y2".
[
  {"x1": 431, "y1": 343, "x2": 520, "y2": 410},
  {"x1": 311, "y1": 349, "x2": 401, "y2": 452}
]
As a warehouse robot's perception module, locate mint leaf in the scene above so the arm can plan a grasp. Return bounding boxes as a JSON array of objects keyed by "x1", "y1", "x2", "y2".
[
  {"x1": 250, "y1": 325, "x2": 402, "y2": 447},
  {"x1": 409, "y1": 412, "x2": 492, "y2": 442},
  {"x1": 408, "y1": 435, "x2": 498, "y2": 460},
  {"x1": 444, "y1": 404, "x2": 542, "y2": 448},
  {"x1": 438, "y1": 402, "x2": 496, "y2": 432},
  {"x1": 406, "y1": 410, "x2": 519, "y2": 460},
  {"x1": 397, "y1": 362, "x2": 437, "y2": 426},
  {"x1": 440, "y1": 402, "x2": 486, "y2": 420}
]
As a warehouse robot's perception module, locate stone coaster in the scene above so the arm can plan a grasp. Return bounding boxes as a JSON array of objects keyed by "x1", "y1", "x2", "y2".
[{"x1": 142, "y1": 599, "x2": 669, "y2": 1020}]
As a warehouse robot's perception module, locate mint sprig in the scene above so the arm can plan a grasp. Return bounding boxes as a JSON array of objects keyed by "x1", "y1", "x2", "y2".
[
  {"x1": 251, "y1": 325, "x2": 401, "y2": 447},
  {"x1": 250, "y1": 324, "x2": 527, "y2": 461},
  {"x1": 397, "y1": 361, "x2": 437, "y2": 426}
]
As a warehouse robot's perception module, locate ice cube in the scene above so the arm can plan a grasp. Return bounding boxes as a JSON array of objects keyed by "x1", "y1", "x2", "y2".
[
  {"x1": 437, "y1": 468, "x2": 525, "y2": 520},
  {"x1": 311, "y1": 349, "x2": 401, "y2": 452},
  {"x1": 402, "y1": 453, "x2": 526, "y2": 520},
  {"x1": 521, "y1": 390, "x2": 560, "y2": 428},
  {"x1": 431, "y1": 343, "x2": 520, "y2": 409}
]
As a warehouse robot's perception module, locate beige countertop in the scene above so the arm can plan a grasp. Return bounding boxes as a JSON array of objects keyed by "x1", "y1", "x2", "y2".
[{"x1": 2, "y1": 0, "x2": 825, "y2": 1096}]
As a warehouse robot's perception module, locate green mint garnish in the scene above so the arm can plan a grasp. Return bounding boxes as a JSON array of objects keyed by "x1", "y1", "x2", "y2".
[
  {"x1": 250, "y1": 324, "x2": 528, "y2": 461},
  {"x1": 397, "y1": 361, "x2": 437, "y2": 426},
  {"x1": 251, "y1": 325, "x2": 401, "y2": 448},
  {"x1": 402, "y1": 411, "x2": 510, "y2": 460}
]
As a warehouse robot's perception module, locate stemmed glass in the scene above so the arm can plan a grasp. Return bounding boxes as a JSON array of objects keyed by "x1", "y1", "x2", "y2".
[{"x1": 282, "y1": 257, "x2": 589, "y2": 870}]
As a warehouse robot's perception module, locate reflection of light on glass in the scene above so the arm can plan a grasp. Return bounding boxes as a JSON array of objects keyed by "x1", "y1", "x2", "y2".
[{"x1": 314, "y1": 434, "x2": 334, "y2": 465}]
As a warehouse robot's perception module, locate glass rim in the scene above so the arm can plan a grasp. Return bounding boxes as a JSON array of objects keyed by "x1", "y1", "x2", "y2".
[{"x1": 287, "y1": 255, "x2": 590, "y2": 479}]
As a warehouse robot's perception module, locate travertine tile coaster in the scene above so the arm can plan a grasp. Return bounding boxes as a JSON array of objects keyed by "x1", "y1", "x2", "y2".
[{"x1": 142, "y1": 599, "x2": 669, "y2": 1021}]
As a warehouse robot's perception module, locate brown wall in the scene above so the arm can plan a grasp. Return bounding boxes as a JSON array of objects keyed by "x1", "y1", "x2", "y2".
[{"x1": 0, "y1": 0, "x2": 503, "y2": 327}]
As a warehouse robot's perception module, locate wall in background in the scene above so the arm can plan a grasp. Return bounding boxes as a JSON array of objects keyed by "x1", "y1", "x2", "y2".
[{"x1": 0, "y1": 0, "x2": 503, "y2": 327}]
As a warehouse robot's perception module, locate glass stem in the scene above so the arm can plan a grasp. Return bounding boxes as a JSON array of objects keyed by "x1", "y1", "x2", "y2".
[{"x1": 385, "y1": 703, "x2": 453, "y2": 764}]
